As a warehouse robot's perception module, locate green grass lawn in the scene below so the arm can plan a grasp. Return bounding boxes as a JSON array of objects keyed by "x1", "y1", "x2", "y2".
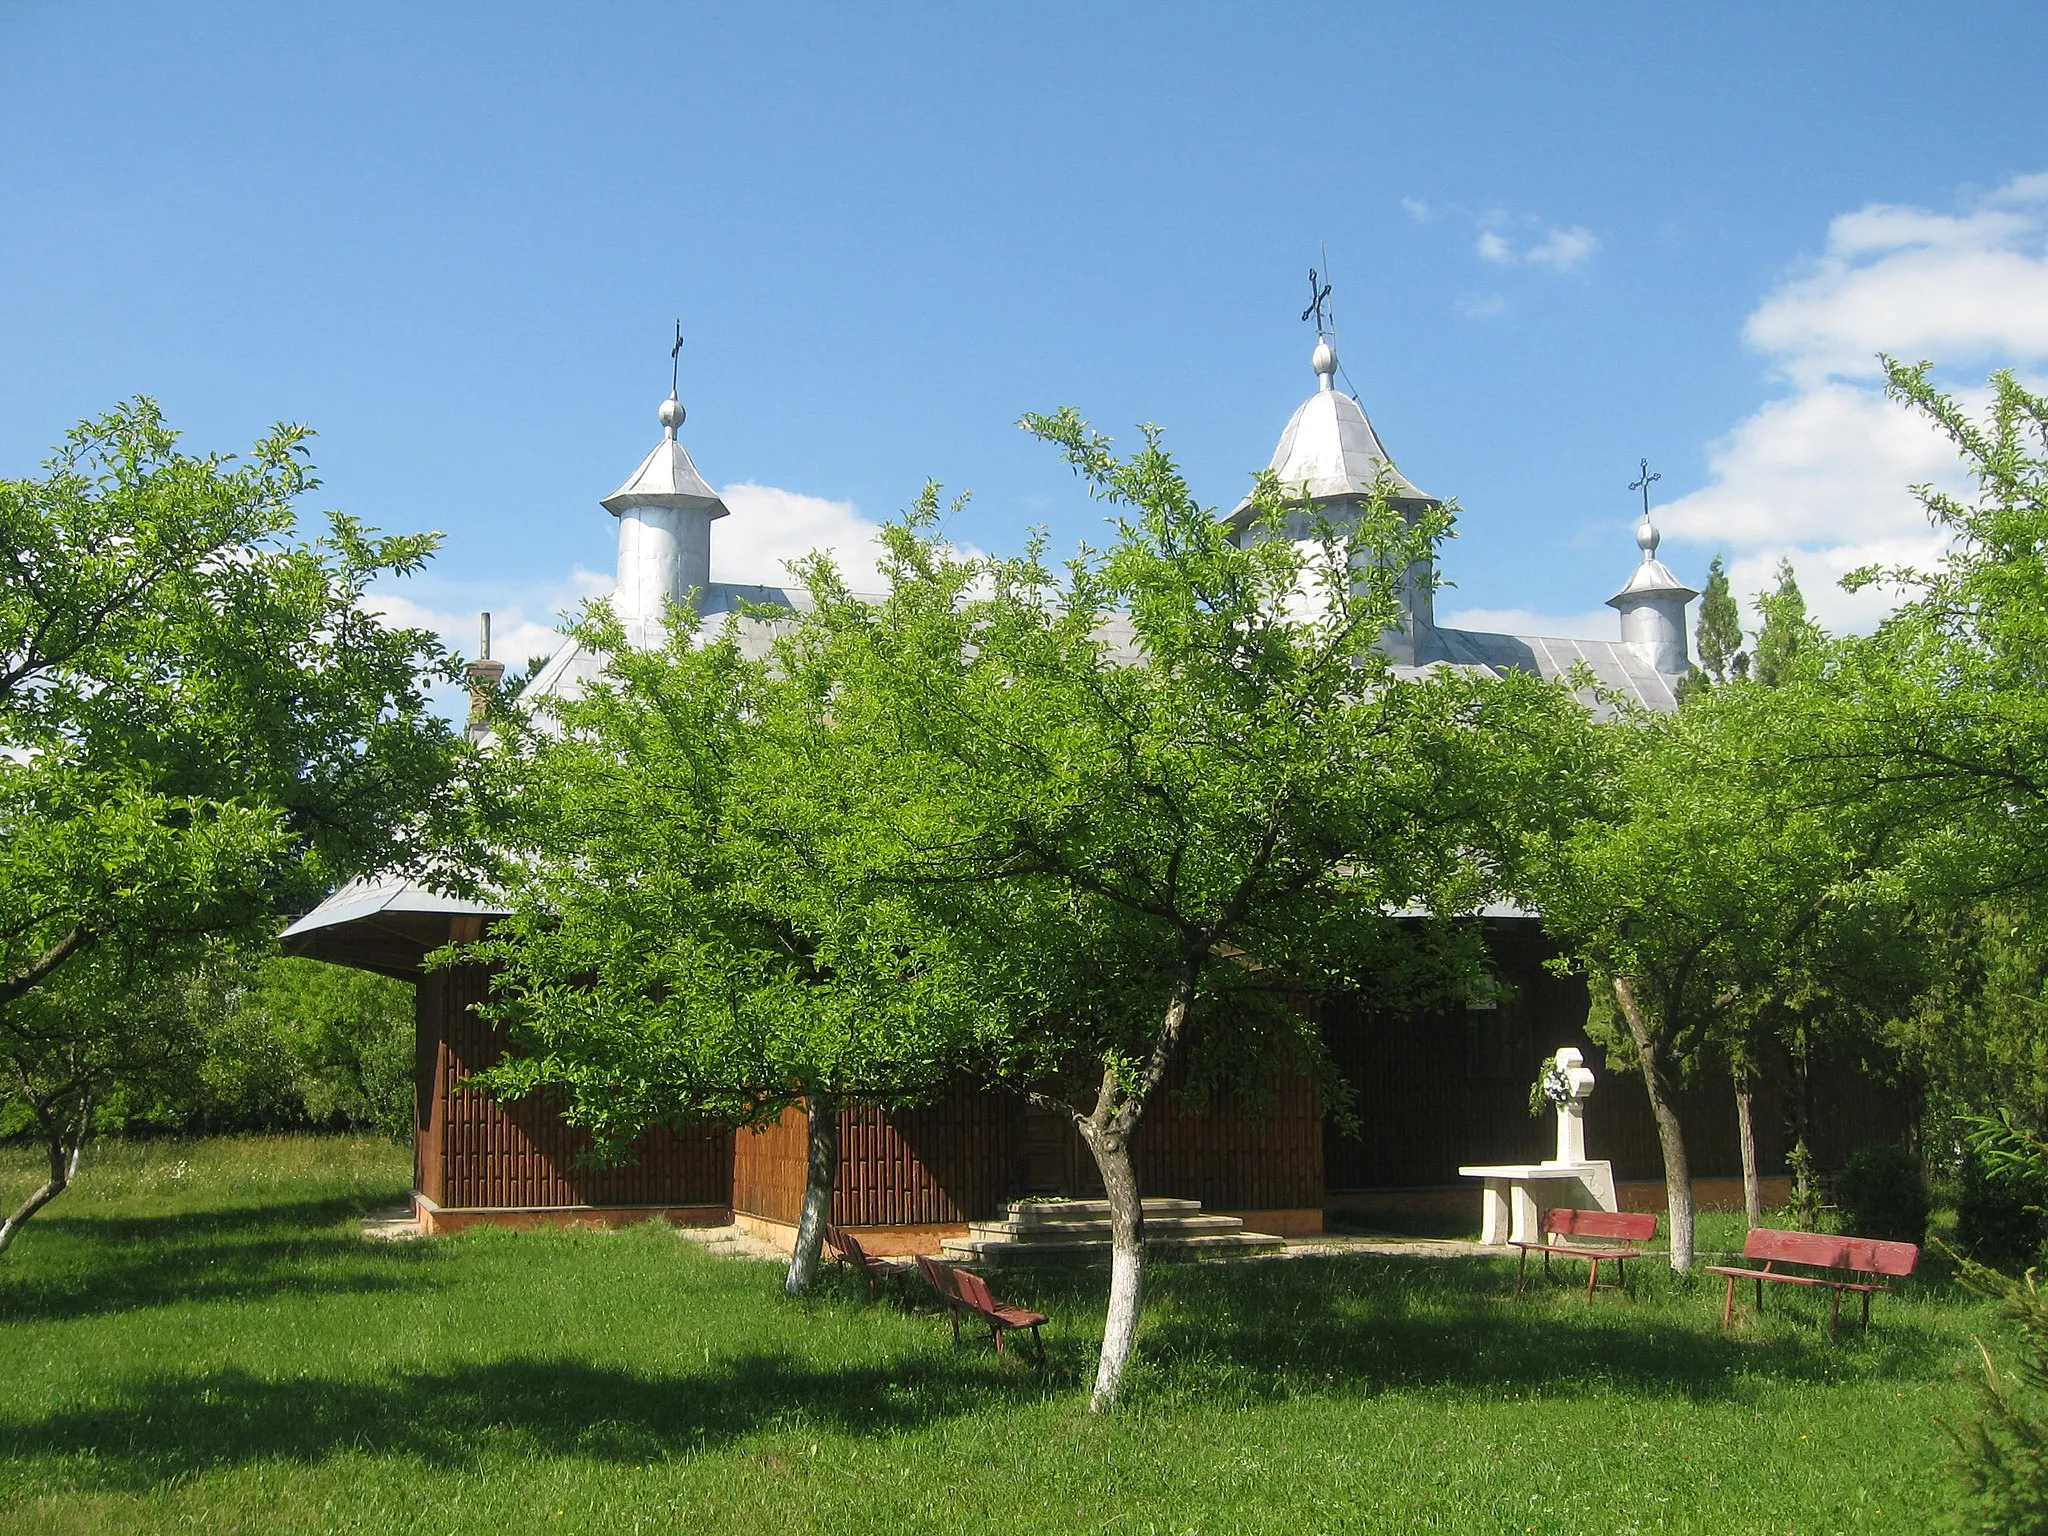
[{"x1": 0, "y1": 1137, "x2": 2002, "y2": 1534}]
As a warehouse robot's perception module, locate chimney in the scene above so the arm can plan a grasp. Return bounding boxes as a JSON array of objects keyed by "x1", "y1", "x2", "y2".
[{"x1": 465, "y1": 612, "x2": 506, "y2": 742}]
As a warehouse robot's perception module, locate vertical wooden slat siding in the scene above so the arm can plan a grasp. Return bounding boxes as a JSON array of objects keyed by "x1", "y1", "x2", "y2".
[
  {"x1": 1050, "y1": 1060, "x2": 1324, "y2": 1211},
  {"x1": 419, "y1": 926, "x2": 1908, "y2": 1223},
  {"x1": 1320, "y1": 925, "x2": 1911, "y2": 1191},
  {"x1": 731, "y1": 1104, "x2": 810, "y2": 1226},
  {"x1": 728, "y1": 1086, "x2": 1028, "y2": 1227},
  {"x1": 426, "y1": 962, "x2": 732, "y2": 1209},
  {"x1": 414, "y1": 969, "x2": 447, "y2": 1205}
]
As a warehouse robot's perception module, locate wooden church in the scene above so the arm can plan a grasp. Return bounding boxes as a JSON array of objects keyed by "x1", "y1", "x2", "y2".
[{"x1": 282, "y1": 332, "x2": 1905, "y2": 1247}]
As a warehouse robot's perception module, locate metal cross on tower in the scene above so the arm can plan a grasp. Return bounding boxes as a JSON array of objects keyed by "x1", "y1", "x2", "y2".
[
  {"x1": 1301, "y1": 267, "x2": 1333, "y2": 333},
  {"x1": 1630, "y1": 457, "x2": 1662, "y2": 518},
  {"x1": 670, "y1": 319, "x2": 685, "y2": 395}
]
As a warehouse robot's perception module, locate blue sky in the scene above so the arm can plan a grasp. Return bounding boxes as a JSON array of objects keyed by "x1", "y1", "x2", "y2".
[{"x1": 4, "y1": 4, "x2": 2046, "y2": 671}]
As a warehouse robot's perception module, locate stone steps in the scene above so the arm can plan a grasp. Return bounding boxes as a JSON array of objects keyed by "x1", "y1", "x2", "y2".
[{"x1": 941, "y1": 1198, "x2": 1283, "y2": 1265}]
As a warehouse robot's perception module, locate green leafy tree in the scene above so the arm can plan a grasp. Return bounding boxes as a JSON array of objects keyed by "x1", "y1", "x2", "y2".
[
  {"x1": 807, "y1": 417, "x2": 1594, "y2": 1409},
  {"x1": 0, "y1": 400, "x2": 458, "y2": 1253},
  {"x1": 1695, "y1": 553, "x2": 1746, "y2": 686},
  {"x1": 1534, "y1": 679, "x2": 1903, "y2": 1268},
  {"x1": 463, "y1": 600, "x2": 1006, "y2": 1297},
  {"x1": 1810, "y1": 363, "x2": 2048, "y2": 904}
]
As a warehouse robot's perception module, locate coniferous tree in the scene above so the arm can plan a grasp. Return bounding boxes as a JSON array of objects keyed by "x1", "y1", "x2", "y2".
[
  {"x1": 1752, "y1": 559, "x2": 1819, "y2": 689},
  {"x1": 1696, "y1": 554, "x2": 1746, "y2": 686}
]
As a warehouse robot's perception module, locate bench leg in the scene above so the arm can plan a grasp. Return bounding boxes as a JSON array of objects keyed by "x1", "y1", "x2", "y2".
[
  {"x1": 1515, "y1": 1246, "x2": 1528, "y2": 1299},
  {"x1": 992, "y1": 1323, "x2": 1004, "y2": 1359},
  {"x1": 1862, "y1": 1290, "x2": 1872, "y2": 1329},
  {"x1": 1586, "y1": 1257, "x2": 1599, "y2": 1300},
  {"x1": 1722, "y1": 1275, "x2": 1736, "y2": 1329},
  {"x1": 949, "y1": 1305, "x2": 960, "y2": 1345},
  {"x1": 1032, "y1": 1325, "x2": 1045, "y2": 1367},
  {"x1": 1755, "y1": 1277, "x2": 1763, "y2": 1315},
  {"x1": 1829, "y1": 1287, "x2": 1841, "y2": 1338}
]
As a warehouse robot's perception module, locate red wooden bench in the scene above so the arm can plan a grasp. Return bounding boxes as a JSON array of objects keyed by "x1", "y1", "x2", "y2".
[
  {"x1": 915, "y1": 1254, "x2": 1047, "y2": 1363},
  {"x1": 1705, "y1": 1228, "x2": 1920, "y2": 1335},
  {"x1": 1511, "y1": 1208, "x2": 1658, "y2": 1298},
  {"x1": 825, "y1": 1225, "x2": 913, "y2": 1297}
]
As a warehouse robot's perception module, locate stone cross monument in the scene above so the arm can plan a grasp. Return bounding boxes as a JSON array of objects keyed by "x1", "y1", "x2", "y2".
[
  {"x1": 1550, "y1": 1046, "x2": 1598, "y2": 1165},
  {"x1": 1460, "y1": 1044, "x2": 1620, "y2": 1246}
]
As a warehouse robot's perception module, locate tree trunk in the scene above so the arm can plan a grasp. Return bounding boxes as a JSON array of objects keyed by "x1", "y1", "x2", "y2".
[
  {"x1": 784, "y1": 1094, "x2": 840, "y2": 1297},
  {"x1": 1077, "y1": 1121, "x2": 1144, "y2": 1414},
  {"x1": 0, "y1": 1104, "x2": 85, "y2": 1257},
  {"x1": 1612, "y1": 975, "x2": 1695, "y2": 1273},
  {"x1": 1734, "y1": 1065, "x2": 1762, "y2": 1232}
]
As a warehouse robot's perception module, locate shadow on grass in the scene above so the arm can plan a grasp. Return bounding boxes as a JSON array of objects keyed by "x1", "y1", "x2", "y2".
[
  {"x1": 1009, "y1": 1252, "x2": 1958, "y2": 1405},
  {"x1": 0, "y1": 1348, "x2": 1062, "y2": 1491},
  {"x1": 0, "y1": 1197, "x2": 435, "y2": 1323}
]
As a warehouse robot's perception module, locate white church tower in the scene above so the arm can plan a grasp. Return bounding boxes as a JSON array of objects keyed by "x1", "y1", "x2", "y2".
[
  {"x1": 600, "y1": 387, "x2": 729, "y2": 649},
  {"x1": 1607, "y1": 507, "x2": 1696, "y2": 679},
  {"x1": 1229, "y1": 332, "x2": 1442, "y2": 664}
]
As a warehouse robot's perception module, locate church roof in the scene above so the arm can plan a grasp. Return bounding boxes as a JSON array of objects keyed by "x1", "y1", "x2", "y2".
[
  {"x1": 1606, "y1": 515, "x2": 1697, "y2": 608},
  {"x1": 1229, "y1": 335, "x2": 1429, "y2": 522},
  {"x1": 600, "y1": 392, "x2": 729, "y2": 519},
  {"x1": 1429, "y1": 627, "x2": 1681, "y2": 715}
]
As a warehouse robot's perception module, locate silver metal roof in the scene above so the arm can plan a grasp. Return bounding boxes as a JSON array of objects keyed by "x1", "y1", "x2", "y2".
[
  {"x1": 279, "y1": 874, "x2": 505, "y2": 935},
  {"x1": 600, "y1": 394, "x2": 728, "y2": 519},
  {"x1": 1230, "y1": 336, "x2": 1429, "y2": 520},
  {"x1": 1606, "y1": 514, "x2": 1697, "y2": 607},
  {"x1": 1429, "y1": 627, "x2": 1680, "y2": 715}
]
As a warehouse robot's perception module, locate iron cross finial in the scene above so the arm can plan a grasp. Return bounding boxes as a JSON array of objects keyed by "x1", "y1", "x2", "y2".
[
  {"x1": 670, "y1": 319, "x2": 685, "y2": 395},
  {"x1": 1301, "y1": 268, "x2": 1333, "y2": 333},
  {"x1": 1629, "y1": 457, "x2": 1661, "y2": 518}
]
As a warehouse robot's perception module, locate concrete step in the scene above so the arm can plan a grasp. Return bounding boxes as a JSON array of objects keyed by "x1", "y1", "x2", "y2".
[
  {"x1": 940, "y1": 1196, "x2": 1282, "y2": 1265},
  {"x1": 965, "y1": 1214, "x2": 1250, "y2": 1243},
  {"x1": 941, "y1": 1230, "x2": 1285, "y2": 1265},
  {"x1": 1003, "y1": 1198, "x2": 1202, "y2": 1224}
]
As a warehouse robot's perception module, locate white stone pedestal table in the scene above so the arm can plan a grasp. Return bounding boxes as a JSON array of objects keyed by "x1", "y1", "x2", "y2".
[{"x1": 1457, "y1": 1161, "x2": 1619, "y2": 1246}]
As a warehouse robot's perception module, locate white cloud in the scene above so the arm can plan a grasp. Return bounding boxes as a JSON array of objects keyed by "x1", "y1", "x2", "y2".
[
  {"x1": 1439, "y1": 606, "x2": 1619, "y2": 642},
  {"x1": 1401, "y1": 196, "x2": 1438, "y2": 223},
  {"x1": 1475, "y1": 230, "x2": 1513, "y2": 264},
  {"x1": 1527, "y1": 226, "x2": 1598, "y2": 272},
  {"x1": 1656, "y1": 171, "x2": 2048, "y2": 632},
  {"x1": 713, "y1": 482, "x2": 892, "y2": 591},
  {"x1": 364, "y1": 568, "x2": 607, "y2": 671},
  {"x1": 1456, "y1": 293, "x2": 1508, "y2": 319}
]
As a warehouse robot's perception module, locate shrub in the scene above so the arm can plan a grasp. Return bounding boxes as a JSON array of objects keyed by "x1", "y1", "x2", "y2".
[
  {"x1": 1959, "y1": 1154, "x2": 2048, "y2": 1274},
  {"x1": 1831, "y1": 1142, "x2": 1931, "y2": 1246}
]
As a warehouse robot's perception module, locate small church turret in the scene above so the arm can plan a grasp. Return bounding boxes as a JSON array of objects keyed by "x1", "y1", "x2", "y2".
[
  {"x1": 600, "y1": 382, "x2": 728, "y2": 649},
  {"x1": 1607, "y1": 497, "x2": 1697, "y2": 680}
]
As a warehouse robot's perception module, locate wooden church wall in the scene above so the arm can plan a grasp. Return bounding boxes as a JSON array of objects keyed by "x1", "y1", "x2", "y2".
[
  {"x1": 416, "y1": 963, "x2": 732, "y2": 1211},
  {"x1": 1053, "y1": 1065, "x2": 1326, "y2": 1214},
  {"x1": 732, "y1": 1086, "x2": 1025, "y2": 1228},
  {"x1": 729, "y1": 1068, "x2": 1322, "y2": 1228},
  {"x1": 1321, "y1": 924, "x2": 1912, "y2": 1191}
]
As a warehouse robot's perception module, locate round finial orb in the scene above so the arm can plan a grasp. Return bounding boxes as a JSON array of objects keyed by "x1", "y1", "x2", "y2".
[
  {"x1": 1311, "y1": 335, "x2": 1338, "y2": 381},
  {"x1": 658, "y1": 393, "x2": 686, "y2": 432},
  {"x1": 1636, "y1": 515, "x2": 1660, "y2": 555}
]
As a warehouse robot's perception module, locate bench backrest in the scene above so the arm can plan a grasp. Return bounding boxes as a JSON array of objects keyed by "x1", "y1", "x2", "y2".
[
  {"x1": 951, "y1": 1267, "x2": 1002, "y2": 1315},
  {"x1": 916, "y1": 1253, "x2": 961, "y2": 1300},
  {"x1": 1741, "y1": 1226, "x2": 1919, "y2": 1277},
  {"x1": 826, "y1": 1224, "x2": 864, "y2": 1266},
  {"x1": 1544, "y1": 1208, "x2": 1657, "y2": 1243}
]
